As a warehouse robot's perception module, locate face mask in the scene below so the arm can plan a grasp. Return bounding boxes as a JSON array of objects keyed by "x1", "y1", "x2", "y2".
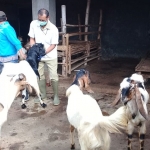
[{"x1": 39, "y1": 21, "x2": 47, "y2": 26}]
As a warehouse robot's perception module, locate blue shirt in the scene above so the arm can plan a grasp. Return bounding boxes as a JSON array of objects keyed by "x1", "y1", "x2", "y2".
[{"x1": 0, "y1": 21, "x2": 22, "y2": 57}]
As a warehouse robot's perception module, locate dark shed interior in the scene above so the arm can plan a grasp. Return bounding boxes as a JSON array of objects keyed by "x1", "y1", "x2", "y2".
[{"x1": 0, "y1": 0, "x2": 150, "y2": 60}]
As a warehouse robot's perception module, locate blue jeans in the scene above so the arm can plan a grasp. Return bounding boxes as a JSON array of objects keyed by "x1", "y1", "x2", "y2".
[
  {"x1": 0, "y1": 59, "x2": 19, "y2": 63},
  {"x1": 8, "y1": 59, "x2": 19, "y2": 63}
]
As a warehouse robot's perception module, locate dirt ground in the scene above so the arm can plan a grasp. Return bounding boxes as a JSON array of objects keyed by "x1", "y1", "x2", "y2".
[{"x1": 1, "y1": 58, "x2": 150, "y2": 150}]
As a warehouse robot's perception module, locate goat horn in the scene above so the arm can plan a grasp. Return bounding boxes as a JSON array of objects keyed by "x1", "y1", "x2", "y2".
[
  {"x1": 135, "y1": 87, "x2": 148, "y2": 120},
  {"x1": 111, "y1": 89, "x2": 121, "y2": 107}
]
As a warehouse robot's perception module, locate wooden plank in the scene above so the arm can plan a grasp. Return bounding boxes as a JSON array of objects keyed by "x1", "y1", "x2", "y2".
[
  {"x1": 135, "y1": 58, "x2": 150, "y2": 72},
  {"x1": 66, "y1": 31, "x2": 101, "y2": 37},
  {"x1": 87, "y1": 55, "x2": 99, "y2": 62},
  {"x1": 71, "y1": 61, "x2": 86, "y2": 72},
  {"x1": 57, "y1": 45, "x2": 67, "y2": 51},
  {"x1": 71, "y1": 55, "x2": 87, "y2": 64}
]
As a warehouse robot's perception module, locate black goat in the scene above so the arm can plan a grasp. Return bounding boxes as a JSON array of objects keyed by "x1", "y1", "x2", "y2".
[{"x1": 26, "y1": 43, "x2": 46, "y2": 78}]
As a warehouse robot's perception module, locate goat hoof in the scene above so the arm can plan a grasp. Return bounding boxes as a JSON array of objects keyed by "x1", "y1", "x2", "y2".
[
  {"x1": 21, "y1": 104, "x2": 27, "y2": 109},
  {"x1": 41, "y1": 103, "x2": 47, "y2": 108},
  {"x1": 71, "y1": 144, "x2": 75, "y2": 149}
]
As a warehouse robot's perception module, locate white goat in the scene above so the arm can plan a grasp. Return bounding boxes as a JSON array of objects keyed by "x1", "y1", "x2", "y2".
[
  {"x1": 111, "y1": 73, "x2": 149, "y2": 150},
  {"x1": 66, "y1": 84, "x2": 127, "y2": 150},
  {"x1": 0, "y1": 60, "x2": 47, "y2": 109},
  {"x1": 0, "y1": 73, "x2": 30, "y2": 134}
]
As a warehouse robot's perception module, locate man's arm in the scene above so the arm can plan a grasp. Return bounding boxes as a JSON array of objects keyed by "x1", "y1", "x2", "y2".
[{"x1": 30, "y1": 37, "x2": 35, "y2": 47}]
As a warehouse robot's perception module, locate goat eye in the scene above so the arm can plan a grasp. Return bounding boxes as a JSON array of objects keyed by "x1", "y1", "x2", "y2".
[{"x1": 124, "y1": 101, "x2": 127, "y2": 105}]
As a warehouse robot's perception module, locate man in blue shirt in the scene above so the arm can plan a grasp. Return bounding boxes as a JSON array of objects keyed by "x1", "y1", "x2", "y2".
[
  {"x1": 0, "y1": 11, "x2": 28, "y2": 100},
  {"x1": 0, "y1": 11, "x2": 26, "y2": 63}
]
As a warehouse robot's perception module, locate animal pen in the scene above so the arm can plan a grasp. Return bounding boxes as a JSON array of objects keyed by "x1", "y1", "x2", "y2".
[{"x1": 57, "y1": 4, "x2": 102, "y2": 77}]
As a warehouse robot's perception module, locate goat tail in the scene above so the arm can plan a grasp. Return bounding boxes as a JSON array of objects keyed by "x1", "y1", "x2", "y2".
[
  {"x1": 100, "y1": 106, "x2": 127, "y2": 134},
  {"x1": 78, "y1": 122, "x2": 111, "y2": 150},
  {"x1": 78, "y1": 106, "x2": 127, "y2": 150}
]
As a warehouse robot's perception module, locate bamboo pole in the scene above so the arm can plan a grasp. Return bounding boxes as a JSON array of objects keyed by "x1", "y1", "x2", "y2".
[
  {"x1": 78, "y1": 14, "x2": 82, "y2": 40},
  {"x1": 84, "y1": 0, "x2": 91, "y2": 41},
  {"x1": 97, "y1": 9, "x2": 102, "y2": 40}
]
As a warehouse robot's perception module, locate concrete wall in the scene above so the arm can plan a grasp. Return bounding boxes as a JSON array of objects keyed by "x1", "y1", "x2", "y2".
[
  {"x1": 32, "y1": 0, "x2": 56, "y2": 25},
  {"x1": 101, "y1": 0, "x2": 150, "y2": 59},
  {"x1": 57, "y1": 0, "x2": 150, "y2": 59},
  {"x1": 0, "y1": 3, "x2": 32, "y2": 42}
]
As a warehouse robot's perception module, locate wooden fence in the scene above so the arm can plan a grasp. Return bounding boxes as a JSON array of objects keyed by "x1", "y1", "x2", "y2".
[{"x1": 57, "y1": 5, "x2": 102, "y2": 77}]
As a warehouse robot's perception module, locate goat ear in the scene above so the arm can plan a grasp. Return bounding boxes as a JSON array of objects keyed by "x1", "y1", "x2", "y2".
[
  {"x1": 66, "y1": 86, "x2": 72, "y2": 97},
  {"x1": 111, "y1": 89, "x2": 121, "y2": 107},
  {"x1": 135, "y1": 87, "x2": 148, "y2": 120},
  {"x1": 16, "y1": 91, "x2": 21, "y2": 97},
  {"x1": 0, "y1": 103, "x2": 4, "y2": 112},
  {"x1": 73, "y1": 75, "x2": 76, "y2": 82}
]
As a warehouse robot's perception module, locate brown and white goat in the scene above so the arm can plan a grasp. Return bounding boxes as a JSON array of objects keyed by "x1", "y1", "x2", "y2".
[
  {"x1": 111, "y1": 73, "x2": 149, "y2": 150},
  {"x1": 0, "y1": 73, "x2": 31, "y2": 134},
  {"x1": 0, "y1": 60, "x2": 47, "y2": 109}
]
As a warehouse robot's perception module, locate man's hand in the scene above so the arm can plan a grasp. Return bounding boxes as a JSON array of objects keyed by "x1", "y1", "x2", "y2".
[
  {"x1": 45, "y1": 44, "x2": 56, "y2": 54},
  {"x1": 18, "y1": 48, "x2": 27, "y2": 60},
  {"x1": 20, "y1": 54, "x2": 27, "y2": 60}
]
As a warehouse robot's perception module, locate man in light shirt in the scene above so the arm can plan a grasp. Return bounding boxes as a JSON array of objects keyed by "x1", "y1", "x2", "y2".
[{"x1": 28, "y1": 8, "x2": 60, "y2": 106}]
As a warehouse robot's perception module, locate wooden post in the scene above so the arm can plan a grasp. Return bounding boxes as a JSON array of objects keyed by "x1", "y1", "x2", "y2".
[
  {"x1": 61, "y1": 5, "x2": 67, "y2": 76},
  {"x1": 97, "y1": 9, "x2": 102, "y2": 40},
  {"x1": 78, "y1": 14, "x2": 82, "y2": 40},
  {"x1": 61, "y1": 5, "x2": 66, "y2": 45},
  {"x1": 97, "y1": 9, "x2": 102, "y2": 60},
  {"x1": 65, "y1": 34, "x2": 69, "y2": 76},
  {"x1": 84, "y1": 0, "x2": 91, "y2": 41},
  {"x1": 60, "y1": 18, "x2": 63, "y2": 45}
]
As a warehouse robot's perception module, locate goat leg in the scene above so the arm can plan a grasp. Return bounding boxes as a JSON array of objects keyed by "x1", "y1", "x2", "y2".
[
  {"x1": 139, "y1": 134, "x2": 145, "y2": 150},
  {"x1": 21, "y1": 88, "x2": 27, "y2": 109},
  {"x1": 128, "y1": 134, "x2": 133, "y2": 150},
  {"x1": 127, "y1": 121, "x2": 134, "y2": 150},
  {"x1": 70, "y1": 125, "x2": 75, "y2": 149},
  {"x1": 39, "y1": 95, "x2": 47, "y2": 108},
  {"x1": 139, "y1": 122, "x2": 146, "y2": 150}
]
